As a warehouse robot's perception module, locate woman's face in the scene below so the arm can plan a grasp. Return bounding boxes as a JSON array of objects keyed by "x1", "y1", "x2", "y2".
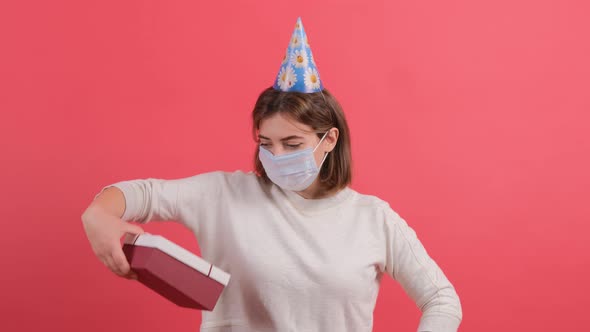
[{"x1": 258, "y1": 113, "x2": 338, "y2": 167}]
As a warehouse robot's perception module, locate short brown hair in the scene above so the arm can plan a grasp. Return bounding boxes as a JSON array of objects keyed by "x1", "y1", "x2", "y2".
[{"x1": 252, "y1": 86, "x2": 352, "y2": 191}]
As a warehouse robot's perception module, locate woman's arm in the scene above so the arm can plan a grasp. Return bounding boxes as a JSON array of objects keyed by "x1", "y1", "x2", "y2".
[
  {"x1": 81, "y1": 186, "x2": 144, "y2": 279},
  {"x1": 85, "y1": 186, "x2": 126, "y2": 219},
  {"x1": 91, "y1": 178, "x2": 182, "y2": 224},
  {"x1": 381, "y1": 205, "x2": 463, "y2": 332},
  {"x1": 81, "y1": 171, "x2": 229, "y2": 279},
  {"x1": 81, "y1": 177, "x2": 185, "y2": 280}
]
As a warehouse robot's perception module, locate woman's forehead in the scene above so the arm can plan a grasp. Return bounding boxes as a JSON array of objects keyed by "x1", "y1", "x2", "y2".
[{"x1": 258, "y1": 113, "x2": 315, "y2": 138}]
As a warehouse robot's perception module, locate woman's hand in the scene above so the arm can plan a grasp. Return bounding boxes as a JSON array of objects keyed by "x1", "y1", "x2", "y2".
[{"x1": 81, "y1": 205, "x2": 145, "y2": 280}]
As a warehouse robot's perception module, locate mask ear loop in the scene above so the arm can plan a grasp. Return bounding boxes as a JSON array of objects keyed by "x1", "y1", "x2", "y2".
[
  {"x1": 318, "y1": 149, "x2": 329, "y2": 168},
  {"x1": 313, "y1": 131, "x2": 330, "y2": 153},
  {"x1": 313, "y1": 130, "x2": 331, "y2": 171},
  {"x1": 317, "y1": 89, "x2": 332, "y2": 151},
  {"x1": 316, "y1": 90, "x2": 332, "y2": 169}
]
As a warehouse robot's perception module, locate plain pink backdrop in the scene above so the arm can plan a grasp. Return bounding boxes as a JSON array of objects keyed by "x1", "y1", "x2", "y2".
[{"x1": 1, "y1": 0, "x2": 589, "y2": 331}]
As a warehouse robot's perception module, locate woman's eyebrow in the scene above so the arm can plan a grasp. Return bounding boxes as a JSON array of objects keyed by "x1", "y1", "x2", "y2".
[{"x1": 258, "y1": 135, "x2": 304, "y2": 141}]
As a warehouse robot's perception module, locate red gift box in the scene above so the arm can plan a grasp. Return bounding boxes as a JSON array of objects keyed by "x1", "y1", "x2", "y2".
[{"x1": 122, "y1": 233, "x2": 230, "y2": 311}]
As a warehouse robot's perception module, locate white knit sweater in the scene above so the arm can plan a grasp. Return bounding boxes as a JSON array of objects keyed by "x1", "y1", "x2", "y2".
[{"x1": 97, "y1": 170, "x2": 462, "y2": 331}]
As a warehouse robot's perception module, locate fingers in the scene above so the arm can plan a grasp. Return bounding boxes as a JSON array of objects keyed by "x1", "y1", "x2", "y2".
[
  {"x1": 102, "y1": 245, "x2": 137, "y2": 280},
  {"x1": 122, "y1": 232, "x2": 140, "y2": 244},
  {"x1": 125, "y1": 272, "x2": 139, "y2": 280},
  {"x1": 85, "y1": 210, "x2": 143, "y2": 281},
  {"x1": 113, "y1": 223, "x2": 142, "y2": 279},
  {"x1": 112, "y1": 248, "x2": 131, "y2": 275},
  {"x1": 124, "y1": 223, "x2": 145, "y2": 235},
  {"x1": 103, "y1": 255, "x2": 117, "y2": 274}
]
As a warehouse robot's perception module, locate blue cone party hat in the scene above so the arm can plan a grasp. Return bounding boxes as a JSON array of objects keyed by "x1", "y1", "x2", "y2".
[{"x1": 273, "y1": 17, "x2": 324, "y2": 93}]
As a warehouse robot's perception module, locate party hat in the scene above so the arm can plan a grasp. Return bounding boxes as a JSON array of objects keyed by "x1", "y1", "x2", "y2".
[{"x1": 273, "y1": 17, "x2": 324, "y2": 93}]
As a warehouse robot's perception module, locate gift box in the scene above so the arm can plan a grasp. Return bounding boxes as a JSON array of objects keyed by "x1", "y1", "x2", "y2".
[{"x1": 122, "y1": 233, "x2": 230, "y2": 311}]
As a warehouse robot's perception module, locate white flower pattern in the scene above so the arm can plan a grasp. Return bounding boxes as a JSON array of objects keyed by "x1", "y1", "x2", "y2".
[
  {"x1": 289, "y1": 49, "x2": 309, "y2": 68},
  {"x1": 304, "y1": 67, "x2": 321, "y2": 91},
  {"x1": 290, "y1": 33, "x2": 302, "y2": 48},
  {"x1": 277, "y1": 66, "x2": 297, "y2": 91}
]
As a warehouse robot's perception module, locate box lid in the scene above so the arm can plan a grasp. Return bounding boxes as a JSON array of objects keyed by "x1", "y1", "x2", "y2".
[{"x1": 124, "y1": 233, "x2": 231, "y2": 286}]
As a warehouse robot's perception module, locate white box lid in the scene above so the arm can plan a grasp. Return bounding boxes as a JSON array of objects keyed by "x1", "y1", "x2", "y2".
[{"x1": 125, "y1": 233, "x2": 231, "y2": 286}]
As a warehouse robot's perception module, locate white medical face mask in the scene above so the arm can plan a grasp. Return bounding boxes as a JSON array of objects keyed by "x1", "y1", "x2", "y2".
[{"x1": 258, "y1": 131, "x2": 330, "y2": 191}]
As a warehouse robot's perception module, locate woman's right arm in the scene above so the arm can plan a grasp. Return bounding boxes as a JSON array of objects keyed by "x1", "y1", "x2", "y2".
[
  {"x1": 81, "y1": 172, "x2": 228, "y2": 279},
  {"x1": 81, "y1": 186, "x2": 145, "y2": 280}
]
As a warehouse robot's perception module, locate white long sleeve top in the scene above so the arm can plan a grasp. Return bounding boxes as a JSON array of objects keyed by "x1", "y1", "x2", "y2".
[{"x1": 96, "y1": 170, "x2": 462, "y2": 331}]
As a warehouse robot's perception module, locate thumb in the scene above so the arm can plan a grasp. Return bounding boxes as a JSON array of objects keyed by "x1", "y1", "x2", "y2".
[{"x1": 124, "y1": 222, "x2": 145, "y2": 235}]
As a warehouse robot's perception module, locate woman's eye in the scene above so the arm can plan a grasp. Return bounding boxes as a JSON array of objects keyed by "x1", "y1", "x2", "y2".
[
  {"x1": 259, "y1": 143, "x2": 270, "y2": 147},
  {"x1": 286, "y1": 143, "x2": 302, "y2": 148}
]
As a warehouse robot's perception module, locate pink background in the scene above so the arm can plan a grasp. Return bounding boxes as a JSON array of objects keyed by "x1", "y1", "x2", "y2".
[{"x1": 1, "y1": 0, "x2": 589, "y2": 331}]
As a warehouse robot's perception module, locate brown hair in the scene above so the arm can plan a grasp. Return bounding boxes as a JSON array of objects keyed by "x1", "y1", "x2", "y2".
[{"x1": 252, "y1": 86, "x2": 352, "y2": 191}]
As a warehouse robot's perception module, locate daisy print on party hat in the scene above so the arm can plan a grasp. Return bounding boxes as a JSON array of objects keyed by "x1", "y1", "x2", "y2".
[{"x1": 273, "y1": 17, "x2": 323, "y2": 93}]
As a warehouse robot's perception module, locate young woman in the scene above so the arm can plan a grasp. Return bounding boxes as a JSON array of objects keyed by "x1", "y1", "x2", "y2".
[{"x1": 82, "y1": 18, "x2": 462, "y2": 332}]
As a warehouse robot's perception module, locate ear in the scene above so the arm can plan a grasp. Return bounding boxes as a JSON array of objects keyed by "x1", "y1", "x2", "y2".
[{"x1": 324, "y1": 127, "x2": 339, "y2": 153}]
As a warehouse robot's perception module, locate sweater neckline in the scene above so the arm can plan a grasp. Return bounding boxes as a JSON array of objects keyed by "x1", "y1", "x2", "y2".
[{"x1": 278, "y1": 185, "x2": 354, "y2": 213}]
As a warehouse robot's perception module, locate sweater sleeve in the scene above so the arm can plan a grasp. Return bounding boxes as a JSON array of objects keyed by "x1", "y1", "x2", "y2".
[
  {"x1": 93, "y1": 171, "x2": 225, "y2": 225},
  {"x1": 380, "y1": 205, "x2": 463, "y2": 332}
]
